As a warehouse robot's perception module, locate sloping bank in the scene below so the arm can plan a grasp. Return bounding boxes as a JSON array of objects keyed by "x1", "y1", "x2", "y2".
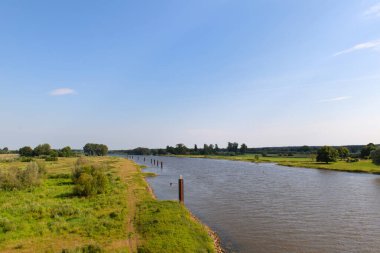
[
  {"x1": 0, "y1": 156, "x2": 221, "y2": 253},
  {"x1": 123, "y1": 158, "x2": 223, "y2": 253}
]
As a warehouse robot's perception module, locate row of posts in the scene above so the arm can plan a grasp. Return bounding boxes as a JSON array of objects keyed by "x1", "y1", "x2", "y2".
[{"x1": 126, "y1": 155, "x2": 184, "y2": 203}]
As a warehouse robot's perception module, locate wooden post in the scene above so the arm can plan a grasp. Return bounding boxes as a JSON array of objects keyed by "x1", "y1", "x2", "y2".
[
  {"x1": 178, "y1": 175, "x2": 184, "y2": 203},
  {"x1": 161, "y1": 161, "x2": 163, "y2": 168}
]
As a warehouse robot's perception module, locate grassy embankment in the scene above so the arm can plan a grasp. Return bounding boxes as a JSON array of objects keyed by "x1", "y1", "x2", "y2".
[
  {"x1": 0, "y1": 154, "x2": 215, "y2": 253},
  {"x1": 171, "y1": 154, "x2": 380, "y2": 174}
]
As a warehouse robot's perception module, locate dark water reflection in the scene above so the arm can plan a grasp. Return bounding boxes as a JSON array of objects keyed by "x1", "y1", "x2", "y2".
[{"x1": 120, "y1": 155, "x2": 380, "y2": 253}]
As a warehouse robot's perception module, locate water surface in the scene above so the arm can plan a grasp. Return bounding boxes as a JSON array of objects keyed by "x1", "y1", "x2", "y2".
[{"x1": 123, "y1": 155, "x2": 380, "y2": 253}]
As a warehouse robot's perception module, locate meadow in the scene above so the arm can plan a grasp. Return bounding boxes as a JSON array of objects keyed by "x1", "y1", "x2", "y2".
[
  {"x1": 0, "y1": 155, "x2": 215, "y2": 253},
  {"x1": 172, "y1": 154, "x2": 380, "y2": 174}
]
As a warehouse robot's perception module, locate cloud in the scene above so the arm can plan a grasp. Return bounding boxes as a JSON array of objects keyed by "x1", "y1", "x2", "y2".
[
  {"x1": 320, "y1": 96, "x2": 352, "y2": 103},
  {"x1": 50, "y1": 88, "x2": 76, "y2": 96},
  {"x1": 334, "y1": 40, "x2": 380, "y2": 56},
  {"x1": 364, "y1": 3, "x2": 380, "y2": 18}
]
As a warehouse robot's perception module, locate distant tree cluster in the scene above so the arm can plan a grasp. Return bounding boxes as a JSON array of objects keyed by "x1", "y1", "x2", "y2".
[
  {"x1": 360, "y1": 143, "x2": 377, "y2": 159},
  {"x1": 113, "y1": 142, "x2": 379, "y2": 165},
  {"x1": 83, "y1": 143, "x2": 108, "y2": 156},
  {"x1": 18, "y1": 144, "x2": 76, "y2": 159},
  {"x1": 0, "y1": 147, "x2": 9, "y2": 154}
]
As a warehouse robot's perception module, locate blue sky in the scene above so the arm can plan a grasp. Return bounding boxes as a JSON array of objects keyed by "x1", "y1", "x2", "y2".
[{"x1": 1, "y1": 0, "x2": 380, "y2": 149}]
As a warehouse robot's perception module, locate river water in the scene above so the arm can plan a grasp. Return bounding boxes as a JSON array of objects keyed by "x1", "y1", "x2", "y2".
[{"x1": 123, "y1": 155, "x2": 380, "y2": 253}]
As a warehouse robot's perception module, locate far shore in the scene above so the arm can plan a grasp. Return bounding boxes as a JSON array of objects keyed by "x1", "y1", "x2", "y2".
[{"x1": 163, "y1": 154, "x2": 380, "y2": 174}]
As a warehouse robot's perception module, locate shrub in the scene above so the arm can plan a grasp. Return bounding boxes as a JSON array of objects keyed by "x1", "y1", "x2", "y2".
[
  {"x1": 371, "y1": 148, "x2": 380, "y2": 165},
  {"x1": 0, "y1": 217, "x2": 16, "y2": 233},
  {"x1": 20, "y1": 157, "x2": 34, "y2": 162},
  {"x1": 0, "y1": 162, "x2": 45, "y2": 190},
  {"x1": 346, "y1": 158, "x2": 359, "y2": 163},
  {"x1": 72, "y1": 158, "x2": 109, "y2": 197}
]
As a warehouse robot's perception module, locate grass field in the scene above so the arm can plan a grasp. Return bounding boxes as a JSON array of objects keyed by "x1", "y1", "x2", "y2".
[
  {"x1": 172, "y1": 154, "x2": 380, "y2": 174},
  {"x1": 0, "y1": 156, "x2": 215, "y2": 253}
]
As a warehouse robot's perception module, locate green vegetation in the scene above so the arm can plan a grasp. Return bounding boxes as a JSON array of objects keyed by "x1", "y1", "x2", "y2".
[
  {"x1": 361, "y1": 143, "x2": 377, "y2": 158},
  {"x1": 18, "y1": 144, "x2": 78, "y2": 159},
  {"x1": 72, "y1": 158, "x2": 110, "y2": 196},
  {"x1": 371, "y1": 148, "x2": 380, "y2": 165},
  {"x1": 136, "y1": 201, "x2": 214, "y2": 253},
  {"x1": 171, "y1": 153, "x2": 380, "y2": 174},
  {"x1": 0, "y1": 156, "x2": 215, "y2": 252},
  {"x1": 83, "y1": 143, "x2": 108, "y2": 156},
  {"x1": 317, "y1": 146, "x2": 339, "y2": 164}
]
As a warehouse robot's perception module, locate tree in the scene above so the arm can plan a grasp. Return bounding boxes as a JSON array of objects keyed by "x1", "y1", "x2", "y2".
[
  {"x1": 175, "y1": 144, "x2": 188, "y2": 155},
  {"x1": 194, "y1": 144, "x2": 198, "y2": 152},
  {"x1": 215, "y1": 144, "x2": 219, "y2": 152},
  {"x1": 337, "y1": 147, "x2": 349, "y2": 160},
  {"x1": 361, "y1": 143, "x2": 377, "y2": 158},
  {"x1": 203, "y1": 144, "x2": 211, "y2": 155},
  {"x1": 299, "y1": 145, "x2": 311, "y2": 153},
  {"x1": 60, "y1": 146, "x2": 73, "y2": 157},
  {"x1": 371, "y1": 148, "x2": 380, "y2": 165},
  {"x1": 316, "y1": 146, "x2": 339, "y2": 164},
  {"x1": 131, "y1": 147, "x2": 150, "y2": 155},
  {"x1": 33, "y1": 144, "x2": 51, "y2": 156},
  {"x1": 240, "y1": 143, "x2": 248, "y2": 154},
  {"x1": 19, "y1": 146, "x2": 34, "y2": 157},
  {"x1": 83, "y1": 143, "x2": 108, "y2": 156},
  {"x1": 227, "y1": 142, "x2": 239, "y2": 153}
]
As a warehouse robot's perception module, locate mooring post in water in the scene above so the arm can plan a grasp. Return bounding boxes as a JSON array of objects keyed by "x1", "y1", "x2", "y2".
[
  {"x1": 179, "y1": 175, "x2": 184, "y2": 203},
  {"x1": 144, "y1": 157, "x2": 145, "y2": 162},
  {"x1": 161, "y1": 161, "x2": 163, "y2": 168}
]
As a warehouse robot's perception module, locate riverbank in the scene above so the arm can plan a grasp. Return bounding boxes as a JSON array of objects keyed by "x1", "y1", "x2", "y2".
[
  {"x1": 168, "y1": 154, "x2": 380, "y2": 174},
  {"x1": 0, "y1": 156, "x2": 217, "y2": 252}
]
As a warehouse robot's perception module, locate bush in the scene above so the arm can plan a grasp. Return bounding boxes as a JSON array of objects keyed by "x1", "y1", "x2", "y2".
[
  {"x1": 0, "y1": 162, "x2": 45, "y2": 190},
  {"x1": 371, "y1": 148, "x2": 380, "y2": 165},
  {"x1": 0, "y1": 217, "x2": 16, "y2": 233},
  {"x1": 346, "y1": 158, "x2": 359, "y2": 163},
  {"x1": 72, "y1": 158, "x2": 109, "y2": 197},
  {"x1": 20, "y1": 157, "x2": 34, "y2": 162}
]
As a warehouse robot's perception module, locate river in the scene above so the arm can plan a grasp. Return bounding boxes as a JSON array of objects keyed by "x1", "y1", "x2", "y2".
[{"x1": 123, "y1": 155, "x2": 380, "y2": 253}]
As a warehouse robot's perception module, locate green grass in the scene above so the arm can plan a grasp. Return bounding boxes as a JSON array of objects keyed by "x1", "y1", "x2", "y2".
[
  {"x1": 172, "y1": 154, "x2": 380, "y2": 174},
  {"x1": 136, "y1": 201, "x2": 214, "y2": 253},
  {"x1": 0, "y1": 156, "x2": 215, "y2": 253}
]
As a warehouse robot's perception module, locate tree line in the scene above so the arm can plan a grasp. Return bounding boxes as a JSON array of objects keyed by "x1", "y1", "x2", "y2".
[
  {"x1": 316, "y1": 143, "x2": 380, "y2": 165},
  {"x1": 114, "y1": 142, "x2": 380, "y2": 166},
  {"x1": 17, "y1": 143, "x2": 109, "y2": 158}
]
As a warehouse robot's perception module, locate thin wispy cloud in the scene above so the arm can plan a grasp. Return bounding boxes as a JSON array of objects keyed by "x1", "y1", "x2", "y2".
[
  {"x1": 364, "y1": 3, "x2": 380, "y2": 18},
  {"x1": 50, "y1": 88, "x2": 76, "y2": 96},
  {"x1": 334, "y1": 40, "x2": 380, "y2": 56},
  {"x1": 320, "y1": 96, "x2": 352, "y2": 103}
]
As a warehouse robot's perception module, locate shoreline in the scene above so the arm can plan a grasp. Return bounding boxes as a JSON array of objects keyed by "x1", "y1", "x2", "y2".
[
  {"x1": 163, "y1": 154, "x2": 380, "y2": 175},
  {"x1": 134, "y1": 159, "x2": 225, "y2": 253}
]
